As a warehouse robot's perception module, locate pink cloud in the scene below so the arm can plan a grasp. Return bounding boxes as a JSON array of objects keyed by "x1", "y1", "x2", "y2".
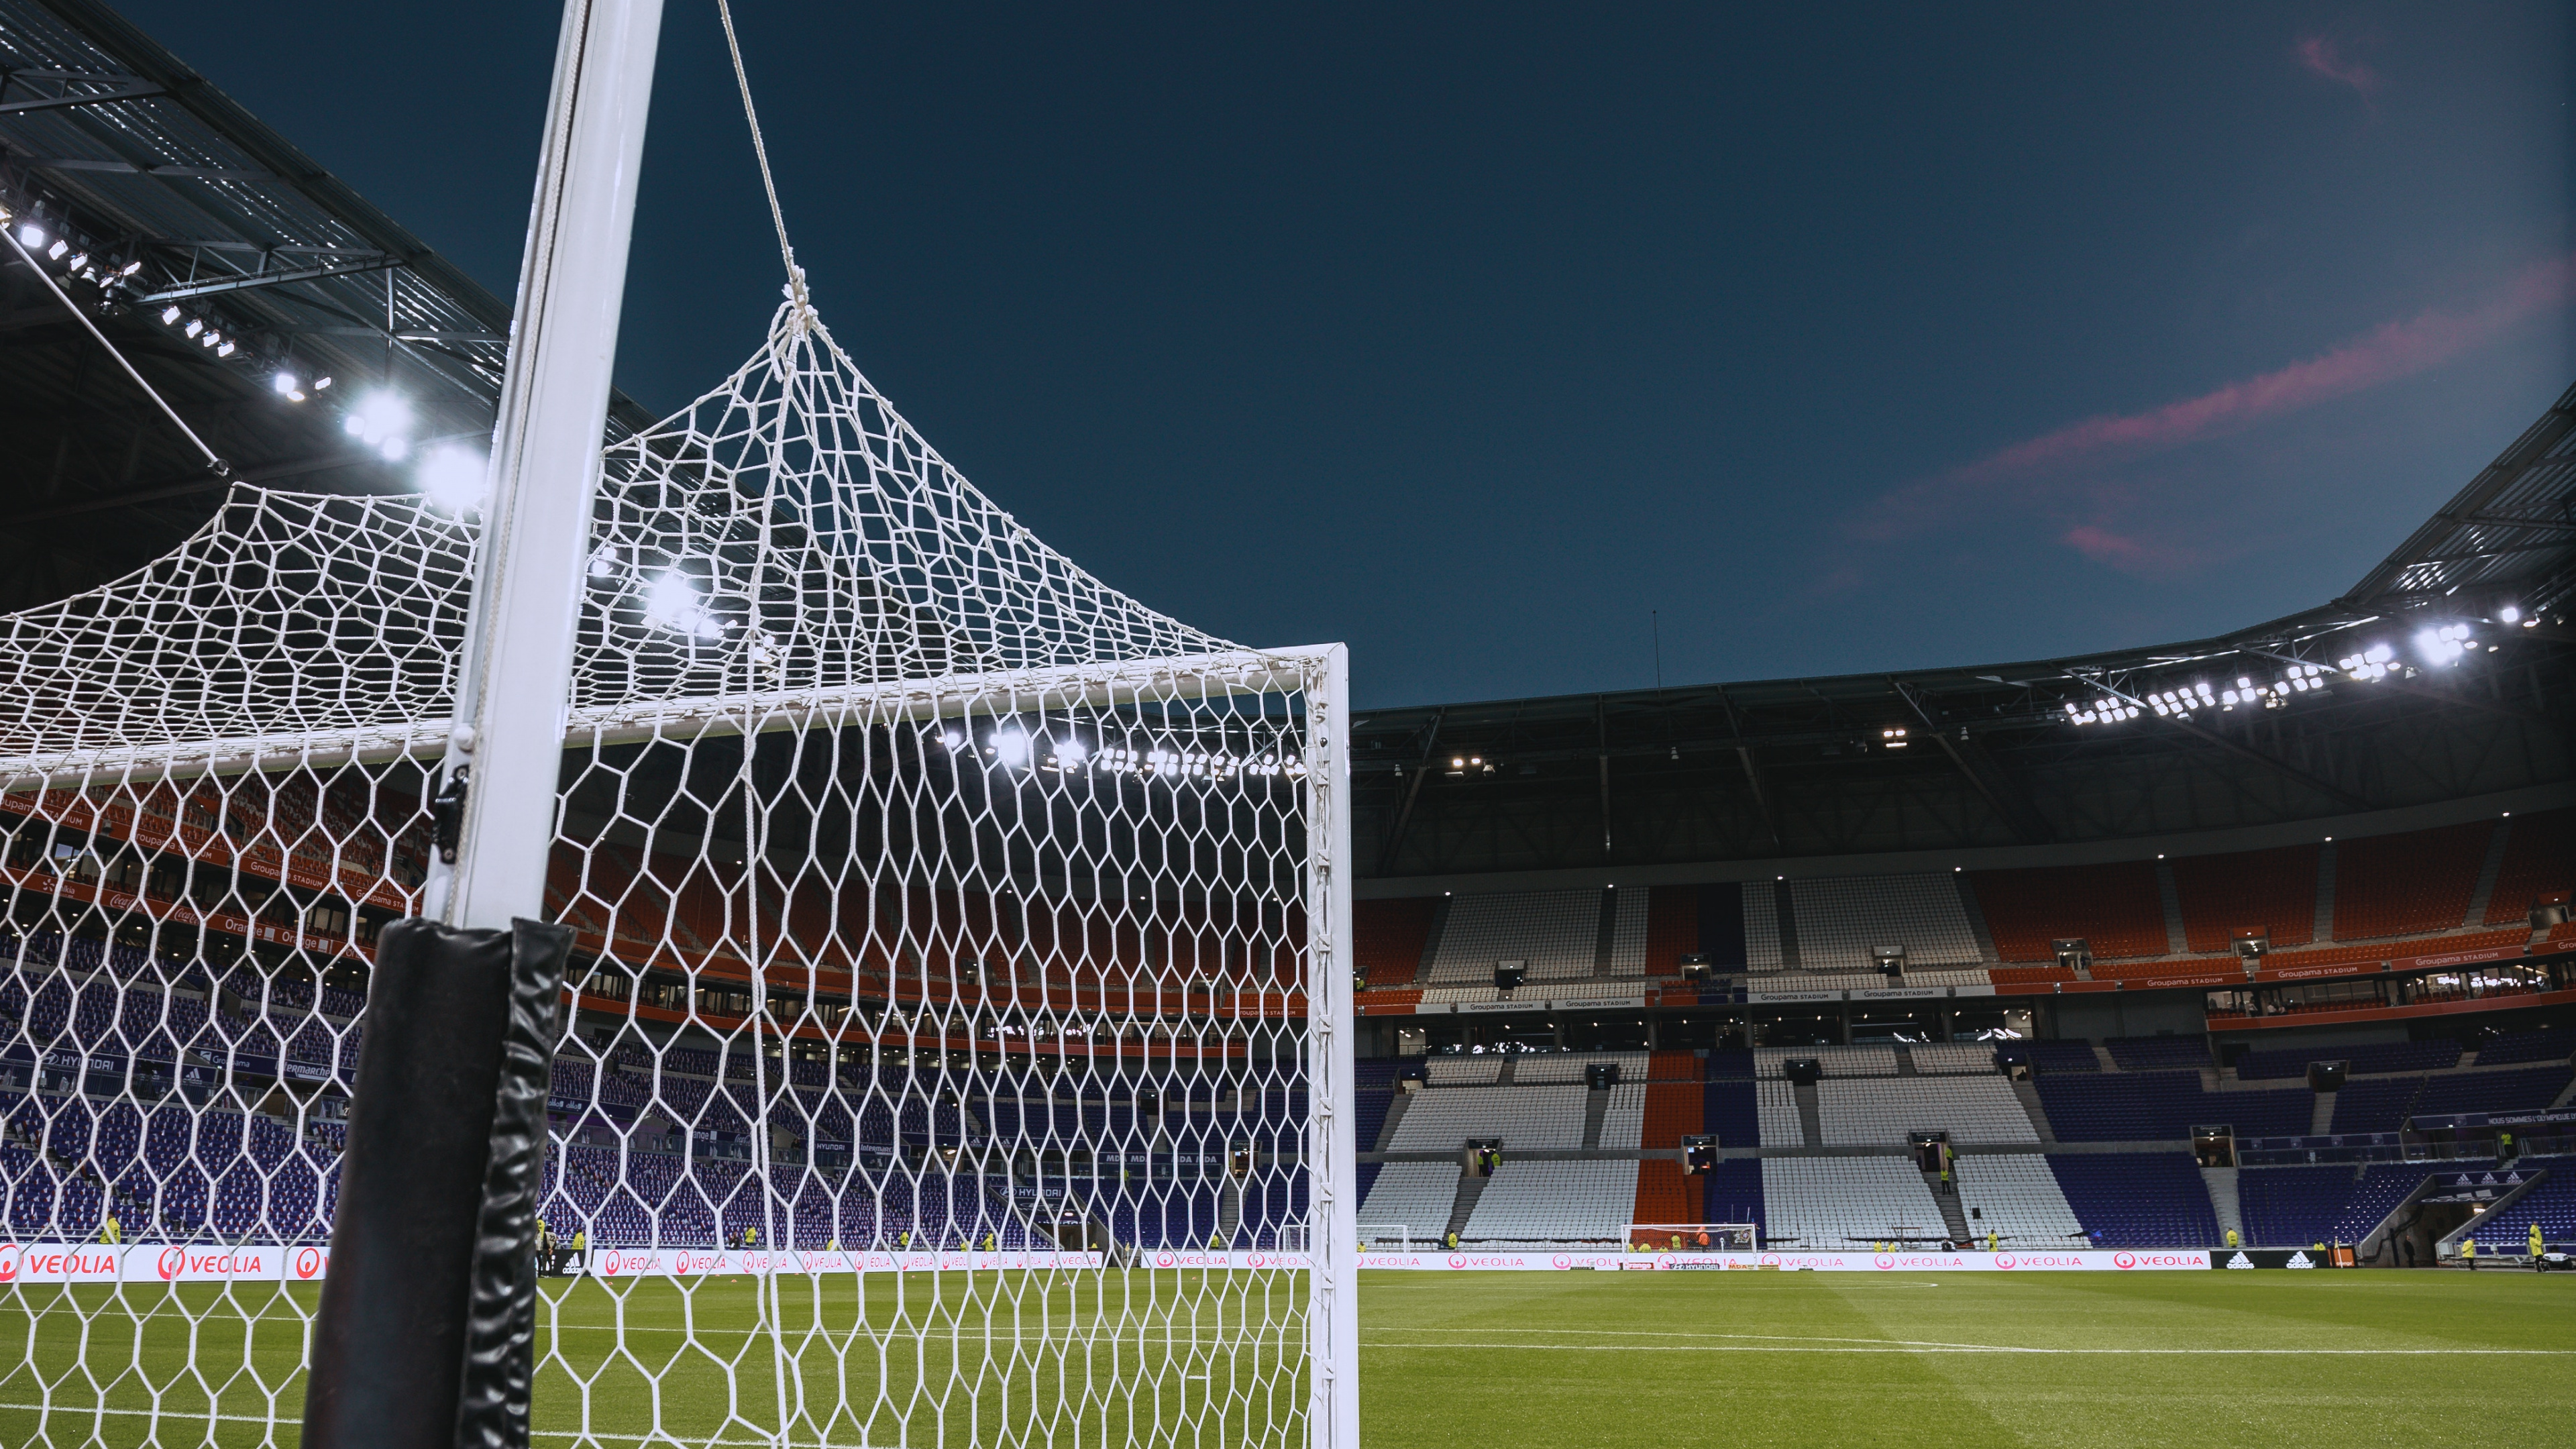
[
  {"x1": 2060, "y1": 525, "x2": 2204, "y2": 576},
  {"x1": 1851, "y1": 252, "x2": 2576, "y2": 545},
  {"x1": 2294, "y1": 34, "x2": 2378, "y2": 98}
]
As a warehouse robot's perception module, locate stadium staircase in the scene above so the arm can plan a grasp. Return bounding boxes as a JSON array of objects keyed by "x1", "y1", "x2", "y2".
[
  {"x1": 2092, "y1": 1043, "x2": 2119, "y2": 1071},
  {"x1": 1373, "y1": 1091, "x2": 1414, "y2": 1152},
  {"x1": 2312, "y1": 842, "x2": 2337, "y2": 943},
  {"x1": 2553, "y1": 1077, "x2": 2576, "y2": 1111},
  {"x1": 1218, "y1": 1182, "x2": 1241, "y2": 1243},
  {"x1": 2308, "y1": 1091, "x2": 2337, "y2": 1135},
  {"x1": 1580, "y1": 1083, "x2": 1611, "y2": 1149},
  {"x1": 1411, "y1": 898, "x2": 1450, "y2": 986},
  {"x1": 2463, "y1": 820, "x2": 2512, "y2": 928},
  {"x1": 2200, "y1": 1166, "x2": 2243, "y2": 1245},
  {"x1": 1444, "y1": 1171, "x2": 1489, "y2": 1244},
  {"x1": 1792, "y1": 1081, "x2": 1823, "y2": 1147},
  {"x1": 1921, "y1": 1170, "x2": 1971, "y2": 1242},
  {"x1": 2008, "y1": 1078, "x2": 2059, "y2": 1144},
  {"x1": 2154, "y1": 860, "x2": 2188, "y2": 955}
]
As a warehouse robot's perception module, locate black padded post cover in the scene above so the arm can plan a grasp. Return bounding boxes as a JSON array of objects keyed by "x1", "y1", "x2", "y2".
[{"x1": 300, "y1": 915, "x2": 572, "y2": 1449}]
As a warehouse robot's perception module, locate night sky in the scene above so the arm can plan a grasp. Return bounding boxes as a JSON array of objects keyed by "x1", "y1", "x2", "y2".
[{"x1": 110, "y1": 2, "x2": 2573, "y2": 706}]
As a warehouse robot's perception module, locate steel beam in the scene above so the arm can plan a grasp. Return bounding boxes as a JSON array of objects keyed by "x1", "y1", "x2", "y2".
[{"x1": 137, "y1": 256, "x2": 405, "y2": 304}]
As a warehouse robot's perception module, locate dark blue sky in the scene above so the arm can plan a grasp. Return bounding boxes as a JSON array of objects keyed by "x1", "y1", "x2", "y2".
[{"x1": 117, "y1": 2, "x2": 2572, "y2": 706}]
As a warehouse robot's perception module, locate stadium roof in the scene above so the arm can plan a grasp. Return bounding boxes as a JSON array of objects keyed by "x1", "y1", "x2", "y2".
[
  {"x1": 1353, "y1": 382, "x2": 2576, "y2": 881},
  {"x1": 0, "y1": 0, "x2": 650, "y2": 610}
]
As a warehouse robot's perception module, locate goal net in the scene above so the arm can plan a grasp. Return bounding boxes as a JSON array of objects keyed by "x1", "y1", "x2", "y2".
[
  {"x1": 1624, "y1": 1223, "x2": 1758, "y2": 1252},
  {"x1": 0, "y1": 289, "x2": 1352, "y2": 1445}
]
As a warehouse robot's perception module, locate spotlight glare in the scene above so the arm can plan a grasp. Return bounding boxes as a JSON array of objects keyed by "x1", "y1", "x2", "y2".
[
  {"x1": 416, "y1": 444, "x2": 487, "y2": 513},
  {"x1": 159, "y1": 305, "x2": 182, "y2": 325}
]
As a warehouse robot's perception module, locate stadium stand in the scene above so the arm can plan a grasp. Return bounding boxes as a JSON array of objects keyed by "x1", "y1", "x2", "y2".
[
  {"x1": 1908, "y1": 1042, "x2": 2002, "y2": 1075},
  {"x1": 1969, "y1": 860, "x2": 2170, "y2": 962},
  {"x1": 2045, "y1": 1153, "x2": 2219, "y2": 1247},
  {"x1": 1607, "y1": 888, "x2": 1649, "y2": 975},
  {"x1": 2171, "y1": 843, "x2": 2320, "y2": 953},
  {"x1": 1754, "y1": 1080, "x2": 1803, "y2": 1146},
  {"x1": 1424, "y1": 1057, "x2": 1504, "y2": 1086},
  {"x1": 2330, "y1": 1075, "x2": 2427, "y2": 1134},
  {"x1": 1517, "y1": 1051, "x2": 1646, "y2": 1084},
  {"x1": 1705, "y1": 1079, "x2": 1760, "y2": 1149},
  {"x1": 1355, "y1": 1162, "x2": 1460, "y2": 1244},
  {"x1": 2465, "y1": 1169, "x2": 2576, "y2": 1251},
  {"x1": 2475, "y1": 1030, "x2": 2576, "y2": 1066},
  {"x1": 2034, "y1": 1071, "x2": 2310, "y2": 1141},
  {"x1": 2021, "y1": 1040, "x2": 2104, "y2": 1074},
  {"x1": 2104, "y1": 1036, "x2": 2212, "y2": 1071},
  {"x1": 1754, "y1": 1045, "x2": 1898, "y2": 1077},
  {"x1": 2233, "y1": 1040, "x2": 2462, "y2": 1080},
  {"x1": 1760, "y1": 1157, "x2": 1946, "y2": 1247},
  {"x1": 1700, "y1": 1157, "x2": 1766, "y2": 1228},
  {"x1": 1955, "y1": 1153, "x2": 2084, "y2": 1244},
  {"x1": 1464, "y1": 1159, "x2": 1639, "y2": 1245},
  {"x1": 1786, "y1": 874, "x2": 1984, "y2": 971},
  {"x1": 1631, "y1": 1157, "x2": 1697, "y2": 1226},
  {"x1": 1813, "y1": 1077, "x2": 2039, "y2": 1145},
  {"x1": 2332, "y1": 823, "x2": 2491, "y2": 941},
  {"x1": 1385, "y1": 1085, "x2": 1587, "y2": 1152},
  {"x1": 2238, "y1": 1165, "x2": 2362, "y2": 1247},
  {"x1": 2483, "y1": 807, "x2": 2573, "y2": 926},
  {"x1": 1599, "y1": 1083, "x2": 1647, "y2": 1149},
  {"x1": 2411, "y1": 1067, "x2": 2573, "y2": 1118},
  {"x1": 1354, "y1": 898, "x2": 1436, "y2": 987},
  {"x1": 1644, "y1": 886, "x2": 1698, "y2": 977},
  {"x1": 1425, "y1": 891, "x2": 1599, "y2": 982}
]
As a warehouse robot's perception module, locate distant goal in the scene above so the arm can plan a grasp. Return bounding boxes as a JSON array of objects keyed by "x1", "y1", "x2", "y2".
[{"x1": 1626, "y1": 1222, "x2": 1758, "y2": 1252}]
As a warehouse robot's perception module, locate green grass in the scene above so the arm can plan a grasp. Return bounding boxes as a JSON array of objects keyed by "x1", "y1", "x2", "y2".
[{"x1": 1, "y1": 1269, "x2": 2569, "y2": 1446}]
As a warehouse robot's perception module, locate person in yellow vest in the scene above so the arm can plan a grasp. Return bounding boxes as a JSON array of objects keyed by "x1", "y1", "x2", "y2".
[
  {"x1": 898, "y1": 1230, "x2": 911, "y2": 1249},
  {"x1": 1985, "y1": 1231, "x2": 1996, "y2": 1252},
  {"x1": 2463, "y1": 1237, "x2": 2477, "y2": 1271},
  {"x1": 2226, "y1": 1228, "x2": 2239, "y2": 1250},
  {"x1": 98, "y1": 1214, "x2": 120, "y2": 1246},
  {"x1": 1670, "y1": 1235, "x2": 1682, "y2": 1252},
  {"x1": 827, "y1": 1236, "x2": 838, "y2": 1253},
  {"x1": 1210, "y1": 1232, "x2": 1224, "y2": 1250},
  {"x1": 2532, "y1": 1222, "x2": 2546, "y2": 1269},
  {"x1": 744, "y1": 1226, "x2": 757, "y2": 1249},
  {"x1": 1445, "y1": 1231, "x2": 1458, "y2": 1250}
]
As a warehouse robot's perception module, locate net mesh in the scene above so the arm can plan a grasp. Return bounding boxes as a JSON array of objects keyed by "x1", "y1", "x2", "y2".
[{"x1": 0, "y1": 294, "x2": 1338, "y2": 1446}]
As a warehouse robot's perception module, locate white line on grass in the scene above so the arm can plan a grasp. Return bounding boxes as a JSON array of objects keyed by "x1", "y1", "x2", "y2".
[{"x1": 1363, "y1": 1340, "x2": 2573, "y2": 1356}]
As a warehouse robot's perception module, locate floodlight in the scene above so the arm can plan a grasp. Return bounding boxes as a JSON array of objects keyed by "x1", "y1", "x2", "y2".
[
  {"x1": 417, "y1": 445, "x2": 487, "y2": 513},
  {"x1": 18, "y1": 224, "x2": 44, "y2": 248},
  {"x1": 160, "y1": 305, "x2": 181, "y2": 325}
]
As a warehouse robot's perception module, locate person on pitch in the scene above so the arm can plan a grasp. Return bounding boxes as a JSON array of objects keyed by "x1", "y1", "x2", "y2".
[
  {"x1": 2463, "y1": 1237, "x2": 2477, "y2": 1271},
  {"x1": 2533, "y1": 1222, "x2": 2546, "y2": 1268}
]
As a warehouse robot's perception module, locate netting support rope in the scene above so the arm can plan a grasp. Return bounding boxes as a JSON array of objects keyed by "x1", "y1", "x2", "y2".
[
  {"x1": 0, "y1": 217, "x2": 227, "y2": 475},
  {"x1": 716, "y1": 0, "x2": 811, "y2": 317}
]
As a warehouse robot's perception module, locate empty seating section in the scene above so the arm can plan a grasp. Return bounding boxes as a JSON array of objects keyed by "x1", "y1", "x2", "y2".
[
  {"x1": 1970, "y1": 860, "x2": 2170, "y2": 961},
  {"x1": 1701, "y1": 1158, "x2": 1766, "y2": 1228},
  {"x1": 2333, "y1": 823, "x2": 2490, "y2": 941},
  {"x1": 1599, "y1": 1083, "x2": 1648, "y2": 1149},
  {"x1": 1354, "y1": 1162, "x2": 1460, "y2": 1244},
  {"x1": 2477, "y1": 1030, "x2": 2575, "y2": 1066},
  {"x1": 1424, "y1": 1057, "x2": 1503, "y2": 1086},
  {"x1": 1754, "y1": 1045, "x2": 1897, "y2": 1077},
  {"x1": 1788, "y1": 875, "x2": 1984, "y2": 971},
  {"x1": 1760, "y1": 1158, "x2": 1945, "y2": 1247},
  {"x1": 1640, "y1": 1081, "x2": 1703, "y2": 1148},
  {"x1": 2104, "y1": 1036, "x2": 2211, "y2": 1071},
  {"x1": 1908, "y1": 1042, "x2": 2002, "y2": 1075},
  {"x1": 2483, "y1": 808, "x2": 2571, "y2": 925},
  {"x1": 1743, "y1": 886, "x2": 1782, "y2": 971},
  {"x1": 2334, "y1": 1163, "x2": 2453, "y2": 1244},
  {"x1": 1353, "y1": 899, "x2": 1435, "y2": 987},
  {"x1": 1463, "y1": 1159, "x2": 1639, "y2": 1245},
  {"x1": 1643, "y1": 886, "x2": 1698, "y2": 977},
  {"x1": 1705, "y1": 1081, "x2": 1760, "y2": 1149},
  {"x1": 1426, "y1": 891, "x2": 1599, "y2": 983},
  {"x1": 2035, "y1": 1071, "x2": 2218, "y2": 1141},
  {"x1": 2411, "y1": 1066, "x2": 2572, "y2": 1118},
  {"x1": 2238, "y1": 1165, "x2": 2360, "y2": 1246},
  {"x1": 1516, "y1": 1051, "x2": 1646, "y2": 1085},
  {"x1": 2329, "y1": 1076, "x2": 2426, "y2": 1134},
  {"x1": 2045, "y1": 1153, "x2": 2218, "y2": 1246},
  {"x1": 1755, "y1": 1081, "x2": 1803, "y2": 1146},
  {"x1": 2234, "y1": 1039, "x2": 2462, "y2": 1080},
  {"x1": 1631, "y1": 1159, "x2": 1697, "y2": 1226},
  {"x1": 1385, "y1": 1085, "x2": 1587, "y2": 1151},
  {"x1": 2024, "y1": 1040, "x2": 2102, "y2": 1073},
  {"x1": 2466, "y1": 1169, "x2": 2576, "y2": 1250},
  {"x1": 1815, "y1": 1077, "x2": 2038, "y2": 1145},
  {"x1": 1955, "y1": 1154, "x2": 2083, "y2": 1244},
  {"x1": 1606, "y1": 890, "x2": 1649, "y2": 975},
  {"x1": 2171, "y1": 844, "x2": 2319, "y2": 953}
]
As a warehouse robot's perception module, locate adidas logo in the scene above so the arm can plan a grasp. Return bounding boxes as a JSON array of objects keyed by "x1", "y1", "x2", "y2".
[
  {"x1": 2286, "y1": 1250, "x2": 2315, "y2": 1268},
  {"x1": 2225, "y1": 1251, "x2": 2255, "y2": 1269}
]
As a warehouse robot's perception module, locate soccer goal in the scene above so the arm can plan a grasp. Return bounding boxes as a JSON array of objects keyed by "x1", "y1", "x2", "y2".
[
  {"x1": 1625, "y1": 1223, "x2": 1760, "y2": 1252},
  {"x1": 0, "y1": 3, "x2": 1354, "y2": 1446}
]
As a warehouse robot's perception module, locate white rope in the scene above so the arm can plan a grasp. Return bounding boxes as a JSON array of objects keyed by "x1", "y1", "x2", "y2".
[
  {"x1": 715, "y1": 0, "x2": 808, "y2": 315},
  {"x1": 0, "y1": 220, "x2": 227, "y2": 475}
]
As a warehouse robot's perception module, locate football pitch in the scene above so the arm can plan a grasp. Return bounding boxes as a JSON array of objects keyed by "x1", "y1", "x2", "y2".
[{"x1": 1, "y1": 1269, "x2": 2569, "y2": 1446}]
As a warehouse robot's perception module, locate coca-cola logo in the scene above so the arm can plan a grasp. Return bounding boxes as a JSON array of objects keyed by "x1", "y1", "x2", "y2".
[
  {"x1": 294, "y1": 1247, "x2": 325, "y2": 1279},
  {"x1": 1995, "y1": 1253, "x2": 2017, "y2": 1271},
  {"x1": 2112, "y1": 1252, "x2": 2137, "y2": 1271}
]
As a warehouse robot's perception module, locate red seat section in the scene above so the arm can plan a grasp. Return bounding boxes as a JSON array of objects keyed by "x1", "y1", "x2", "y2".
[
  {"x1": 1968, "y1": 860, "x2": 2168, "y2": 961},
  {"x1": 2484, "y1": 808, "x2": 2573, "y2": 926},
  {"x1": 1353, "y1": 898, "x2": 1436, "y2": 986},
  {"x1": 1644, "y1": 885, "x2": 1699, "y2": 976},
  {"x1": 2171, "y1": 844, "x2": 2320, "y2": 954},
  {"x1": 1631, "y1": 1159, "x2": 1698, "y2": 1227},
  {"x1": 2331, "y1": 822, "x2": 2491, "y2": 941}
]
